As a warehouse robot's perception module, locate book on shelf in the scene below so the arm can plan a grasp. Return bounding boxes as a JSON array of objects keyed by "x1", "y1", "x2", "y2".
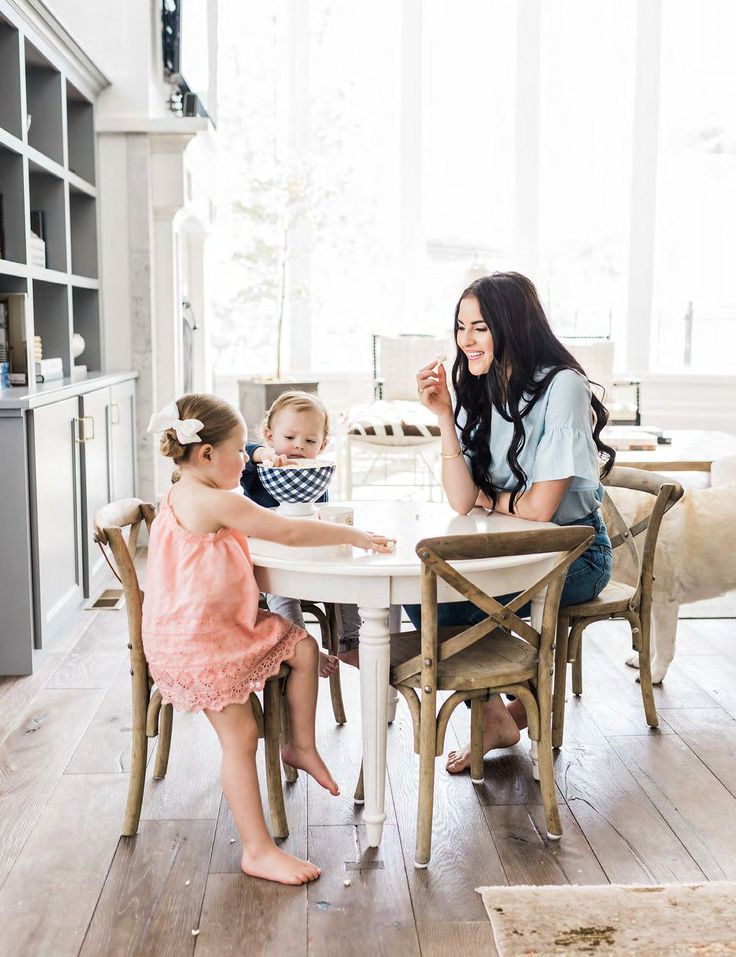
[
  {"x1": 30, "y1": 210, "x2": 46, "y2": 243},
  {"x1": 0, "y1": 193, "x2": 5, "y2": 260},
  {"x1": 0, "y1": 293, "x2": 28, "y2": 378},
  {"x1": 0, "y1": 300, "x2": 8, "y2": 363}
]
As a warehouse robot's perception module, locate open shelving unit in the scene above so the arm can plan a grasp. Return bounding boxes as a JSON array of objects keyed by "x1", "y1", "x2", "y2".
[{"x1": 0, "y1": 5, "x2": 101, "y2": 380}]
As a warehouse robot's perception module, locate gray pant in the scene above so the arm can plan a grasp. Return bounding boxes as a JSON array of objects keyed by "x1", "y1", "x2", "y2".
[{"x1": 265, "y1": 594, "x2": 362, "y2": 652}]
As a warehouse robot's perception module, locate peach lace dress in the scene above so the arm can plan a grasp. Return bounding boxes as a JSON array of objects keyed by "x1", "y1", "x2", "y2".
[{"x1": 142, "y1": 490, "x2": 308, "y2": 712}]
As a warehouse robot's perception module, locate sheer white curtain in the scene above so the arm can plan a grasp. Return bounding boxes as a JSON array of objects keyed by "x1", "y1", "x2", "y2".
[
  {"x1": 651, "y1": 0, "x2": 736, "y2": 372},
  {"x1": 211, "y1": 0, "x2": 735, "y2": 380},
  {"x1": 538, "y1": 0, "x2": 636, "y2": 346}
]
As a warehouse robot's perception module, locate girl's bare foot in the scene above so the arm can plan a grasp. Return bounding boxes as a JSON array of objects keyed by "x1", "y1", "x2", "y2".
[
  {"x1": 281, "y1": 743, "x2": 340, "y2": 795},
  {"x1": 337, "y1": 648, "x2": 359, "y2": 668},
  {"x1": 319, "y1": 651, "x2": 339, "y2": 678},
  {"x1": 446, "y1": 698, "x2": 521, "y2": 774},
  {"x1": 241, "y1": 842, "x2": 321, "y2": 885}
]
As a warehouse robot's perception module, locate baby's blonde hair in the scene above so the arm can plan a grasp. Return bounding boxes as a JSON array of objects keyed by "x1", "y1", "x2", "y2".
[
  {"x1": 159, "y1": 394, "x2": 243, "y2": 481},
  {"x1": 262, "y1": 390, "x2": 330, "y2": 441}
]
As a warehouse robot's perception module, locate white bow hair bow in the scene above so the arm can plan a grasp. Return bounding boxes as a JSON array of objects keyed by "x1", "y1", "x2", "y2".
[{"x1": 147, "y1": 401, "x2": 203, "y2": 444}]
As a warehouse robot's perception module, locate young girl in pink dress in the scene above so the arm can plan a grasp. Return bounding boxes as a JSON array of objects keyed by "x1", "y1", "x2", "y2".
[{"x1": 143, "y1": 393, "x2": 393, "y2": 886}]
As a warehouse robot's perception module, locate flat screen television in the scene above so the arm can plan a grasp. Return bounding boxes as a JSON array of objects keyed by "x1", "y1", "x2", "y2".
[{"x1": 162, "y1": 0, "x2": 216, "y2": 124}]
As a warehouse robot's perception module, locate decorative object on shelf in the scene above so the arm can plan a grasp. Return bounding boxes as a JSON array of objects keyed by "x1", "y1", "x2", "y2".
[
  {"x1": 33, "y1": 335, "x2": 42, "y2": 362},
  {"x1": 72, "y1": 331, "x2": 87, "y2": 378},
  {"x1": 26, "y1": 113, "x2": 32, "y2": 133},
  {"x1": 35, "y1": 357, "x2": 64, "y2": 383},
  {"x1": 28, "y1": 230, "x2": 46, "y2": 268}
]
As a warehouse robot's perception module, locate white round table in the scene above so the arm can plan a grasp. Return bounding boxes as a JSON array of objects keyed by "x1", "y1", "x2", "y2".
[{"x1": 250, "y1": 500, "x2": 557, "y2": 847}]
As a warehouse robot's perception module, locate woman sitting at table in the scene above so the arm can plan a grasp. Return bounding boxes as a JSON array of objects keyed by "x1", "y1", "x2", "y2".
[{"x1": 410, "y1": 271, "x2": 615, "y2": 774}]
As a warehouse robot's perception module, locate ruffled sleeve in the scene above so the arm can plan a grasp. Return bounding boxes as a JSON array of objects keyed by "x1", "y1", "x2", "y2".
[{"x1": 533, "y1": 370, "x2": 600, "y2": 491}]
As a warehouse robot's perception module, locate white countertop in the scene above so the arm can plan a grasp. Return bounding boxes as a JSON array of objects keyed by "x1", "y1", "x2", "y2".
[{"x1": 0, "y1": 370, "x2": 138, "y2": 412}]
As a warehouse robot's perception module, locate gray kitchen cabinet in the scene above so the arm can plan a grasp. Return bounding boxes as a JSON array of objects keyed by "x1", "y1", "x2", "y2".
[
  {"x1": 109, "y1": 379, "x2": 136, "y2": 501},
  {"x1": 0, "y1": 372, "x2": 137, "y2": 674},
  {"x1": 27, "y1": 396, "x2": 84, "y2": 646},
  {"x1": 79, "y1": 378, "x2": 138, "y2": 598},
  {"x1": 79, "y1": 386, "x2": 111, "y2": 598}
]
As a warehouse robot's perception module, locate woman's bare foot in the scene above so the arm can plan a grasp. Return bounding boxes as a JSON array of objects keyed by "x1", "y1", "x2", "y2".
[
  {"x1": 337, "y1": 648, "x2": 360, "y2": 668},
  {"x1": 281, "y1": 743, "x2": 340, "y2": 795},
  {"x1": 319, "y1": 651, "x2": 339, "y2": 678},
  {"x1": 506, "y1": 697, "x2": 528, "y2": 730},
  {"x1": 446, "y1": 697, "x2": 521, "y2": 774},
  {"x1": 241, "y1": 842, "x2": 321, "y2": 885}
]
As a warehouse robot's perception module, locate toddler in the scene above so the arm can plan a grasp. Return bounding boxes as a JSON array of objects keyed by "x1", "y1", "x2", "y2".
[
  {"x1": 241, "y1": 391, "x2": 363, "y2": 669},
  {"x1": 143, "y1": 393, "x2": 393, "y2": 885}
]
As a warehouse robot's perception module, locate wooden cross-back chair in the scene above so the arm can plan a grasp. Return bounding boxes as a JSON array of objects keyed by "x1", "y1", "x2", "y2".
[
  {"x1": 552, "y1": 467, "x2": 684, "y2": 748},
  {"x1": 389, "y1": 524, "x2": 594, "y2": 867},
  {"x1": 94, "y1": 498, "x2": 293, "y2": 839}
]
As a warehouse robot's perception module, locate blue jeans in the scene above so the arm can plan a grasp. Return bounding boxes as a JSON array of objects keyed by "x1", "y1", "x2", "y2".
[{"x1": 404, "y1": 509, "x2": 612, "y2": 631}]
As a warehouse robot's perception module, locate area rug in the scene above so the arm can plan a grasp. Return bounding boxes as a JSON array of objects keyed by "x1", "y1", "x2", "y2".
[{"x1": 477, "y1": 882, "x2": 736, "y2": 956}]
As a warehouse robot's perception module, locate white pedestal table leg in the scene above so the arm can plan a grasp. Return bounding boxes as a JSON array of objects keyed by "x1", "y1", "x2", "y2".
[{"x1": 359, "y1": 605, "x2": 391, "y2": 847}]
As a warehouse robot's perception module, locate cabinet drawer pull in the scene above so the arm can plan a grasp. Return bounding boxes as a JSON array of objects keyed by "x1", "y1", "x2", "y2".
[
  {"x1": 75, "y1": 415, "x2": 95, "y2": 442},
  {"x1": 110, "y1": 402, "x2": 120, "y2": 425}
]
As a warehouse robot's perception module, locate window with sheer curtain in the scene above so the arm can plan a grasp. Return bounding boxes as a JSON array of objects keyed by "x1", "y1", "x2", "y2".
[
  {"x1": 651, "y1": 0, "x2": 736, "y2": 373},
  {"x1": 537, "y1": 1, "x2": 636, "y2": 344},
  {"x1": 210, "y1": 0, "x2": 735, "y2": 380}
]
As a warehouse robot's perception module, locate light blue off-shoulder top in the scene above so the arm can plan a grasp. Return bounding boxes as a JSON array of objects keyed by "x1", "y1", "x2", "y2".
[{"x1": 457, "y1": 368, "x2": 603, "y2": 524}]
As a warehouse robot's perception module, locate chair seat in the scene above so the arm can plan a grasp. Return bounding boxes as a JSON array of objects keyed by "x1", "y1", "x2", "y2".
[
  {"x1": 562, "y1": 579, "x2": 636, "y2": 617},
  {"x1": 390, "y1": 627, "x2": 538, "y2": 691}
]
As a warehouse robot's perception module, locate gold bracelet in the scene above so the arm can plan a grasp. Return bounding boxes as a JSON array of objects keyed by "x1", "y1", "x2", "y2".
[{"x1": 441, "y1": 449, "x2": 463, "y2": 459}]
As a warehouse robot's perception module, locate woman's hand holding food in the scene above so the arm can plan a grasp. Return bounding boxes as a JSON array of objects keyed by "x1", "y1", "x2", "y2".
[{"x1": 416, "y1": 356, "x2": 453, "y2": 420}]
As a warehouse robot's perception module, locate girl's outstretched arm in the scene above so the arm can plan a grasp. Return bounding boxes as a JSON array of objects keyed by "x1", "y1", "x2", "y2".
[{"x1": 212, "y1": 489, "x2": 394, "y2": 552}]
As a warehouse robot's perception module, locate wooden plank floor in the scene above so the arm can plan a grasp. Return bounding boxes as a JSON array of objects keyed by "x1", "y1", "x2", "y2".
[{"x1": 0, "y1": 599, "x2": 734, "y2": 956}]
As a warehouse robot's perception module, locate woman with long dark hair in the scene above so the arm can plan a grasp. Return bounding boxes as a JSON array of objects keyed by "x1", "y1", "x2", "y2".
[{"x1": 411, "y1": 271, "x2": 614, "y2": 773}]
